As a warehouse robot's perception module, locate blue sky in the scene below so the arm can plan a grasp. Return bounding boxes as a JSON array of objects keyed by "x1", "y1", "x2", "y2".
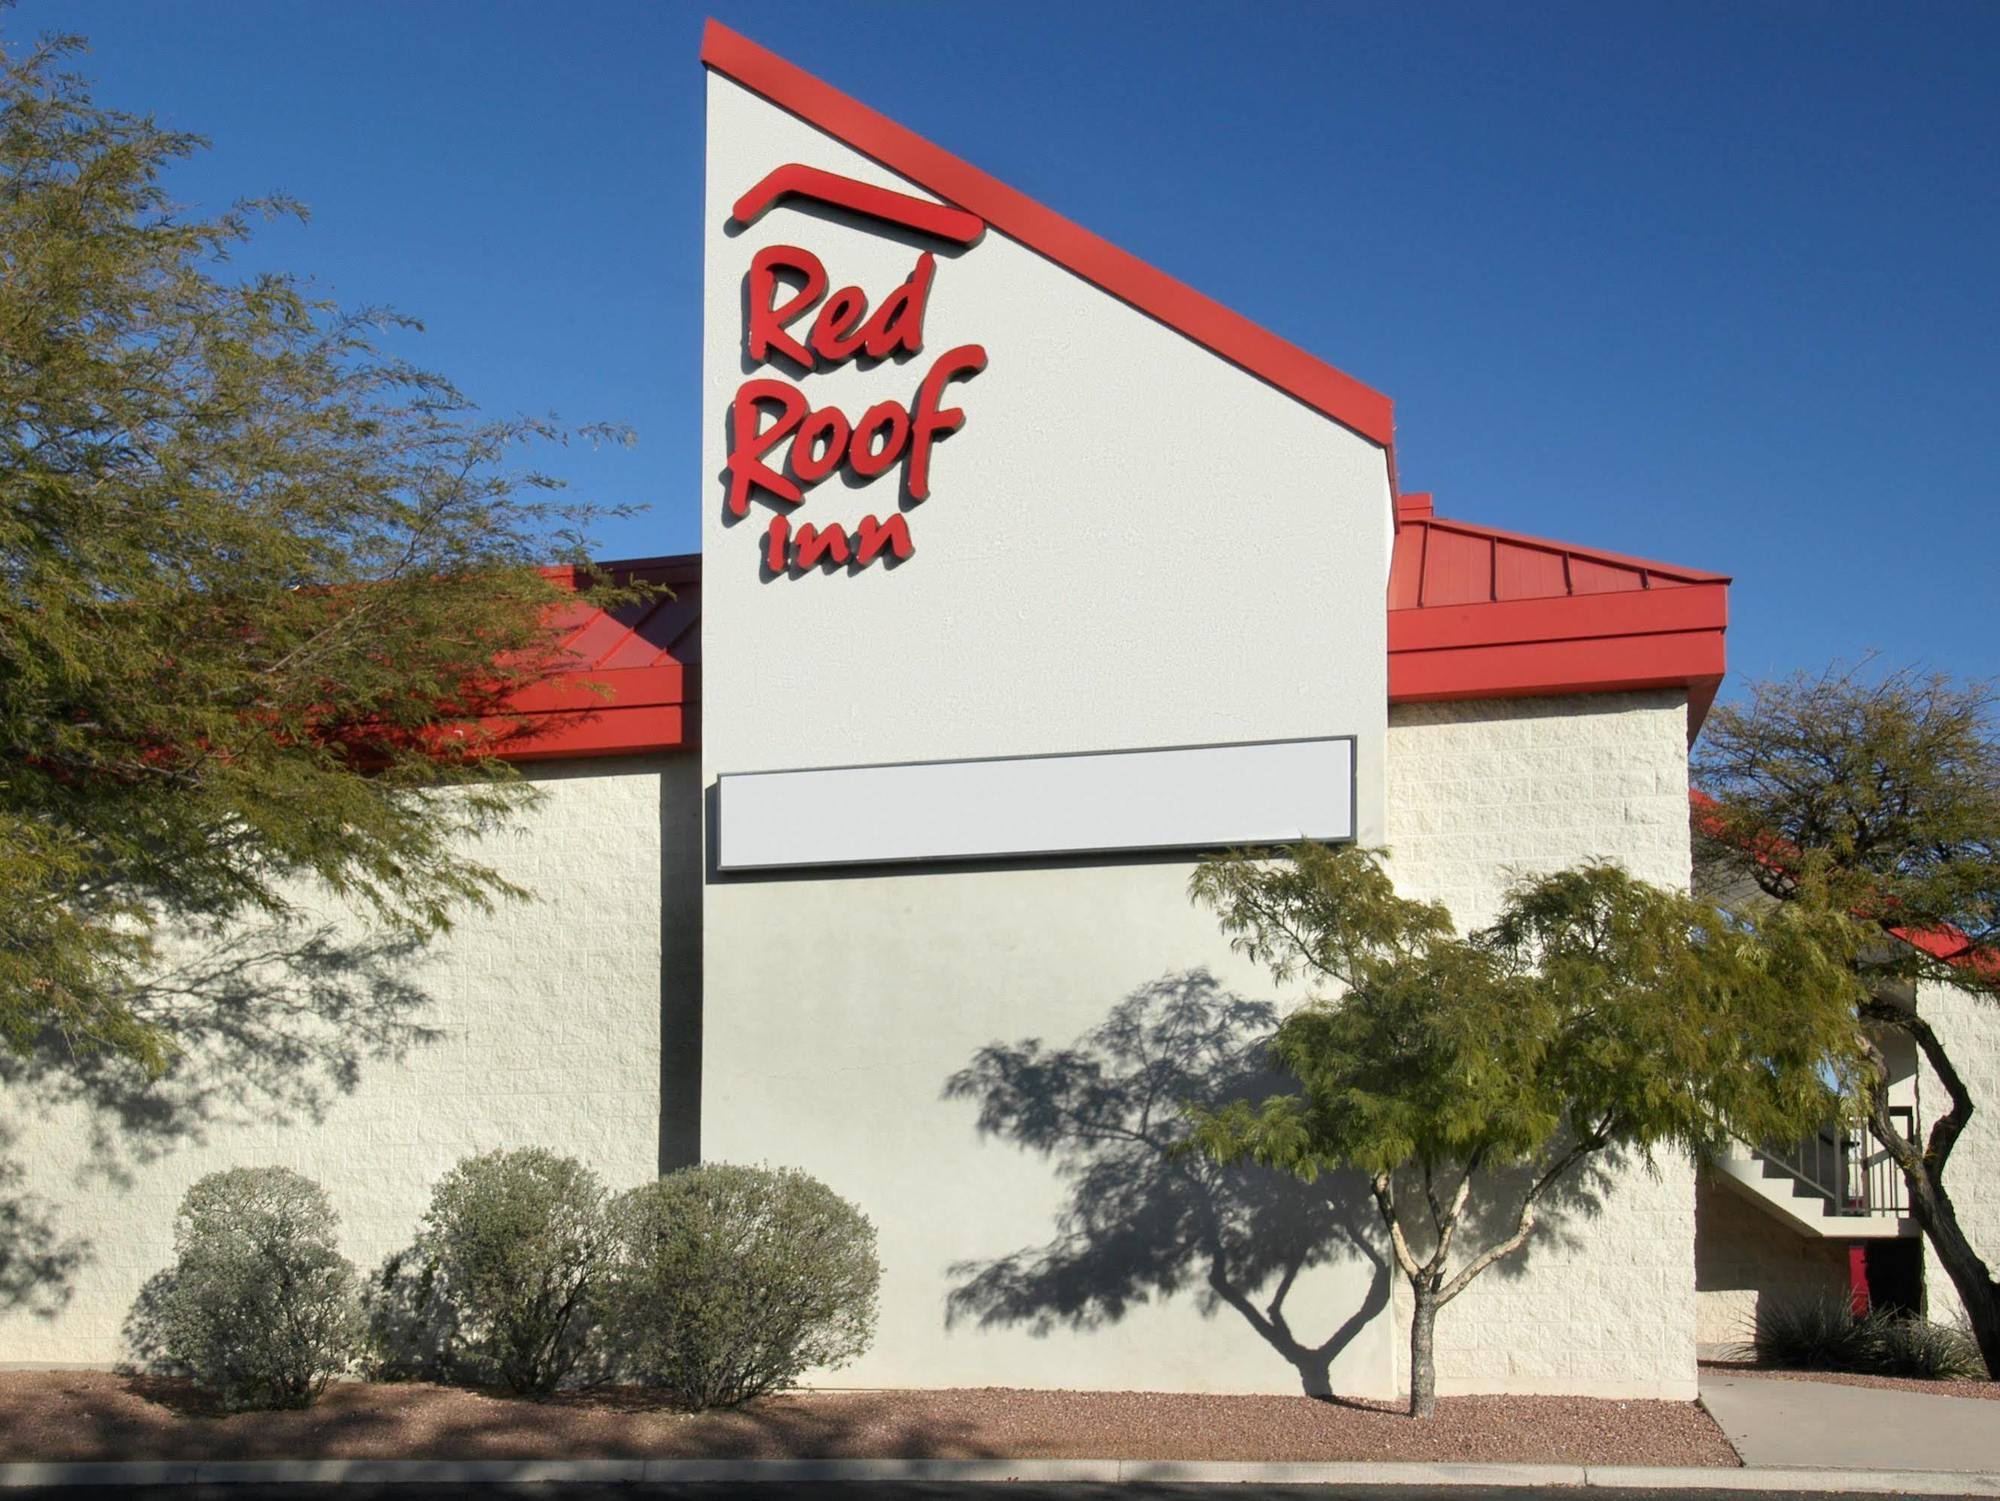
[{"x1": 15, "y1": 1, "x2": 1998, "y2": 693}]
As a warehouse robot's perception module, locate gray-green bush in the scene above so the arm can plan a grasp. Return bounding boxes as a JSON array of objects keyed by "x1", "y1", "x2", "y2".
[
  {"x1": 415, "y1": 1147, "x2": 609, "y2": 1395},
  {"x1": 1749, "y1": 1291, "x2": 1987, "y2": 1380},
  {"x1": 600, "y1": 1163, "x2": 879, "y2": 1410},
  {"x1": 126, "y1": 1166, "x2": 362, "y2": 1410}
]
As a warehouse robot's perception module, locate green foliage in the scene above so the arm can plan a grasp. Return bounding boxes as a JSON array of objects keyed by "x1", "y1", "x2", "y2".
[
  {"x1": 1750, "y1": 1291, "x2": 1988, "y2": 1381},
  {"x1": 1188, "y1": 842, "x2": 1865, "y2": 1415},
  {"x1": 1874, "y1": 1312, "x2": 1989, "y2": 1381},
  {"x1": 1745, "y1": 1290, "x2": 1878, "y2": 1372},
  {"x1": 1190, "y1": 844, "x2": 1863, "y2": 1185},
  {"x1": 413, "y1": 1148, "x2": 610, "y2": 1396},
  {"x1": 1694, "y1": 662, "x2": 2000, "y2": 1378},
  {"x1": 599, "y1": 1163, "x2": 880, "y2": 1410},
  {"x1": 1696, "y1": 664, "x2": 2000, "y2": 987},
  {"x1": 0, "y1": 35, "x2": 640, "y2": 1080},
  {"x1": 127, "y1": 1166, "x2": 362, "y2": 1410}
]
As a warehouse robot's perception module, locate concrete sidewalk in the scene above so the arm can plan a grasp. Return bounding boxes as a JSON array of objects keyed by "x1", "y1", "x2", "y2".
[{"x1": 1699, "y1": 1373, "x2": 2000, "y2": 1473}]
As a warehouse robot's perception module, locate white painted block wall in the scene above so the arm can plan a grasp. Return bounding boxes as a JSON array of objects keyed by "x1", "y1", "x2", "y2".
[
  {"x1": 1915, "y1": 980, "x2": 2000, "y2": 1331},
  {"x1": 0, "y1": 756, "x2": 700, "y2": 1367},
  {"x1": 1382, "y1": 691, "x2": 1700, "y2": 1399},
  {"x1": 1692, "y1": 1171, "x2": 1847, "y2": 1349}
]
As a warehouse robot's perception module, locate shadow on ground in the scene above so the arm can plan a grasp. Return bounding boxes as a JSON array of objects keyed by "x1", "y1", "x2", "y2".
[{"x1": 0, "y1": 1373, "x2": 993, "y2": 1462}]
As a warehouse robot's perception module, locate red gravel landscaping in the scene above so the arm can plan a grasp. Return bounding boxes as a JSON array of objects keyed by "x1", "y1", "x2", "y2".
[{"x1": 0, "y1": 1372, "x2": 1738, "y2": 1466}]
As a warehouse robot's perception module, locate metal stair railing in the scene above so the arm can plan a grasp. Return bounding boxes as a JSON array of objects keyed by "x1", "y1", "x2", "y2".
[{"x1": 1756, "y1": 1107, "x2": 1912, "y2": 1217}]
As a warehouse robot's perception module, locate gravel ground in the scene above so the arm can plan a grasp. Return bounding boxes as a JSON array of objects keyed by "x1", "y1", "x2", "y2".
[
  {"x1": 0, "y1": 1373, "x2": 1739, "y2": 1466},
  {"x1": 1701, "y1": 1362, "x2": 2000, "y2": 1402}
]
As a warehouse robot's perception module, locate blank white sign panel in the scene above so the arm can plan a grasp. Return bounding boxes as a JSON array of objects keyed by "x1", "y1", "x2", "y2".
[{"x1": 715, "y1": 737, "x2": 1355, "y2": 871}]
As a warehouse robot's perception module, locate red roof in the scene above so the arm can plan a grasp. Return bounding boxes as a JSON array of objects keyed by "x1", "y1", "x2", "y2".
[
  {"x1": 1387, "y1": 494, "x2": 1729, "y2": 739},
  {"x1": 486, "y1": 555, "x2": 700, "y2": 761}
]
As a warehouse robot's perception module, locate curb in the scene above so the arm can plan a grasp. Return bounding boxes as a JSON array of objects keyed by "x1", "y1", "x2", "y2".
[{"x1": 1, "y1": 1459, "x2": 1999, "y2": 1491}]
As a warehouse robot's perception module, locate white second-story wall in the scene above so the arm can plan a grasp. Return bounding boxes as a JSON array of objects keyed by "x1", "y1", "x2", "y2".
[{"x1": 1915, "y1": 980, "x2": 2000, "y2": 1329}]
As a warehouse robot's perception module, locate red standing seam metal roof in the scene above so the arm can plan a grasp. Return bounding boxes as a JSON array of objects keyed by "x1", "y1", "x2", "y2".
[
  {"x1": 1387, "y1": 494, "x2": 1729, "y2": 740},
  {"x1": 487, "y1": 554, "x2": 700, "y2": 761}
]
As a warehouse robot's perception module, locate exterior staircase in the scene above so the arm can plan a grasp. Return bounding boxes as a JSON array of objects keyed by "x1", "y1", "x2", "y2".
[{"x1": 1714, "y1": 1114, "x2": 1918, "y2": 1239}]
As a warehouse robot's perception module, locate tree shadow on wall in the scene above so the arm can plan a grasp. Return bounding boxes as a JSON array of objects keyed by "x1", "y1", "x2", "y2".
[
  {"x1": 0, "y1": 1119, "x2": 90, "y2": 1320},
  {"x1": 942, "y1": 970, "x2": 1390, "y2": 1397},
  {"x1": 0, "y1": 917, "x2": 444, "y2": 1192}
]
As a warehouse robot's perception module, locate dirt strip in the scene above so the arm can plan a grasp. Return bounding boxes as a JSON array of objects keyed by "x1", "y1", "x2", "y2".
[{"x1": 0, "y1": 1372, "x2": 1740, "y2": 1465}]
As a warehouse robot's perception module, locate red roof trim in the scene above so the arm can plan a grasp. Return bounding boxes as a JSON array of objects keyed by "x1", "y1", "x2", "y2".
[
  {"x1": 1388, "y1": 510, "x2": 1730, "y2": 740},
  {"x1": 493, "y1": 515, "x2": 1731, "y2": 759},
  {"x1": 1390, "y1": 586, "x2": 1727, "y2": 654},
  {"x1": 489, "y1": 554, "x2": 701, "y2": 760},
  {"x1": 699, "y1": 19, "x2": 1396, "y2": 450},
  {"x1": 483, "y1": 701, "x2": 695, "y2": 763}
]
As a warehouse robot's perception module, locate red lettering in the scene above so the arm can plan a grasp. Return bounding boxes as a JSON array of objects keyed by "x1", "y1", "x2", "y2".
[
  {"x1": 859, "y1": 251, "x2": 935, "y2": 360},
  {"x1": 764, "y1": 514, "x2": 791, "y2": 573},
  {"x1": 793, "y1": 521, "x2": 851, "y2": 569},
  {"x1": 792, "y1": 406, "x2": 852, "y2": 484},
  {"x1": 855, "y1": 513, "x2": 914, "y2": 565},
  {"x1": 747, "y1": 245, "x2": 826, "y2": 369},
  {"x1": 849, "y1": 400, "x2": 911, "y2": 478},
  {"x1": 808, "y1": 286, "x2": 869, "y2": 363},
  {"x1": 726, "y1": 380, "x2": 806, "y2": 517},
  {"x1": 906, "y1": 343, "x2": 986, "y2": 502}
]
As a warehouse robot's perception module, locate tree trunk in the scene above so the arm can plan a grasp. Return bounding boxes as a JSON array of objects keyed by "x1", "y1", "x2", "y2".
[
  {"x1": 1408, "y1": 1290, "x2": 1439, "y2": 1419},
  {"x1": 1860, "y1": 1008, "x2": 2000, "y2": 1376},
  {"x1": 1900, "y1": 1155, "x2": 2000, "y2": 1375}
]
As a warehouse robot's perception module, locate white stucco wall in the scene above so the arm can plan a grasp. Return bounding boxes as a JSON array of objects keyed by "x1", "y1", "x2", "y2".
[
  {"x1": 697, "y1": 73, "x2": 1393, "y2": 813},
  {"x1": 1914, "y1": 979, "x2": 2000, "y2": 1329},
  {"x1": 1382, "y1": 691, "x2": 1699, "y2": 1399},
  {"x1": 699, "y1": 687, "x2": 1700, "y2": 1397},
  {"x1": 0, "y1": 755, "x2": 701, "y2": 1367}
]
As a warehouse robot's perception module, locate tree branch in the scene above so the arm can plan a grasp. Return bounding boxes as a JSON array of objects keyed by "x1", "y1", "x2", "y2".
[
  {"x1": 1371, "y1": 1172, "x2": 1424, "y2": 1282},
  {"x1": 1436, "y1": 1137, "x2": 1601, "y2": 1306},
  {"x1": 1862, "y1": 998, "x2": 1975, "y2": 1176}
]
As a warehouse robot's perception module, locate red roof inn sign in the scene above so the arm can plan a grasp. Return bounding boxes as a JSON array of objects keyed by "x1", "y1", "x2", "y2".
[{"x1": 724, "y1": 165, "x2": 988, "y2": 576}]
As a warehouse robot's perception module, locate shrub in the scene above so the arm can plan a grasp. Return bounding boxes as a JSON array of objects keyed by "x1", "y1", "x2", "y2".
[
  {"x1": 599, "y1": 1163, "x2": 880, "y2": 1409},
  {"x1": 1749, "y1": 1290, "x2": 1878, "y2": 1371},
  {"x1": 1749, "y1": 1290, "x2": 1987, "y2": 1380},
  {"x1": 127, "y1": 1166, "x2": 362, "y2": 1411},
  {"x1": 417, "y1": 1147, "x2": 609, "y2": 1395},
  {"x1": 359, "y1": 1245, "x2": 460, "y2": 1383},
  {"x1": 1873, "y1": 1313, "x2": 1987, "y2": 1380}
]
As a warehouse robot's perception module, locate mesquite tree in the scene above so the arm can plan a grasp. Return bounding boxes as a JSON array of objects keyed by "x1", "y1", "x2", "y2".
[
  {"x1": 1695, "y1": 664, "x2": 2000, "y2": 1377},
  {"x1": 1188, "y1": 843, "x2": 1861, "y2": 1418},
  {"x1": 0, "y1": 36, "x2": 637, "y2": 1080}
]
